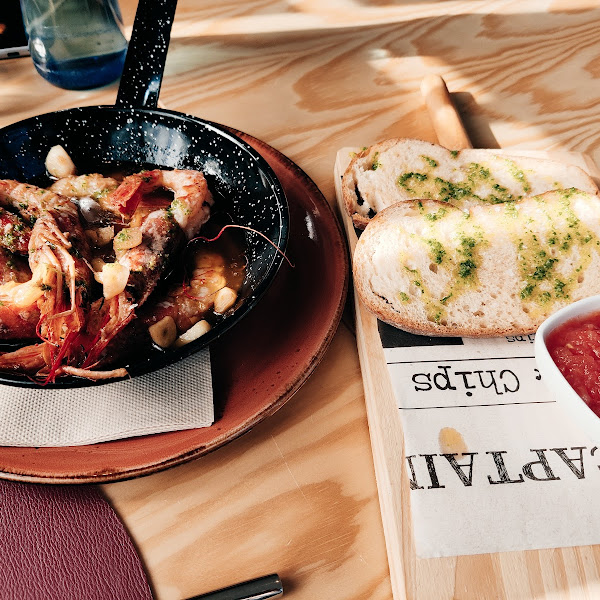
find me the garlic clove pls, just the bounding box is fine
[174,320,211,348]
[100,263,130,299]
[148,316,178,348]
[45,145,76,179]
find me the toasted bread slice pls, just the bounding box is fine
[353,190,600,336]
[343,139,599,228]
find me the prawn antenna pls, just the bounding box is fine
[189,224,294,268]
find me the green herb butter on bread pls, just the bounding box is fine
[342,139,598,228]
[353,190,600,336]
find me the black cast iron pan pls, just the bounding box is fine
[0,0,288,387]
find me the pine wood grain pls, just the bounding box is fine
[3,1,600,598]
[336,145,600,600]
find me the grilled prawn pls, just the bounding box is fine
[0,168,214,381]
[82,169,214,369]
[0,182,93,377]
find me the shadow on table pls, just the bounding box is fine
[165,6,600,161]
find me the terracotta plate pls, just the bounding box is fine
[0,132,349,483]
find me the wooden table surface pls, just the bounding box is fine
[3,1,600,598]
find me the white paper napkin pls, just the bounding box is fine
[0,349,213,447]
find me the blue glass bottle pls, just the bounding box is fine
[20,0,128,90]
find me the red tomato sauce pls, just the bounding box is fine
[546,311,600,416]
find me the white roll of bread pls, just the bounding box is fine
[346,139,600,336]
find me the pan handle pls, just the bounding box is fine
[115,0,179,109]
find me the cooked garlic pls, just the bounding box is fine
[86,226,114,247]
[148,316,177,348]
[113,227,142,251]
[45,145,76,178]
[213,286,237,313]
[96,226,115,246]
[0,265,49,308]
[13,280,45,308]
[0,280,43,308]
[174,320,211,348]
[100,263,130,299]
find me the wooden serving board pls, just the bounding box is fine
[334,148,600,600]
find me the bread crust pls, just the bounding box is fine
[342,138,599,228]
[342,138,406,228]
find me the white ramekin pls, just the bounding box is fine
[535,295,600,443]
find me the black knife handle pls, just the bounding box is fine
[186,573,283,600]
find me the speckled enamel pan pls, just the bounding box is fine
[0,0,288,388]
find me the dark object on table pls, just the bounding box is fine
[188,574,283,600]
[0,0,29,59]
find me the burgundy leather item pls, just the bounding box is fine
[0,481,152,600]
